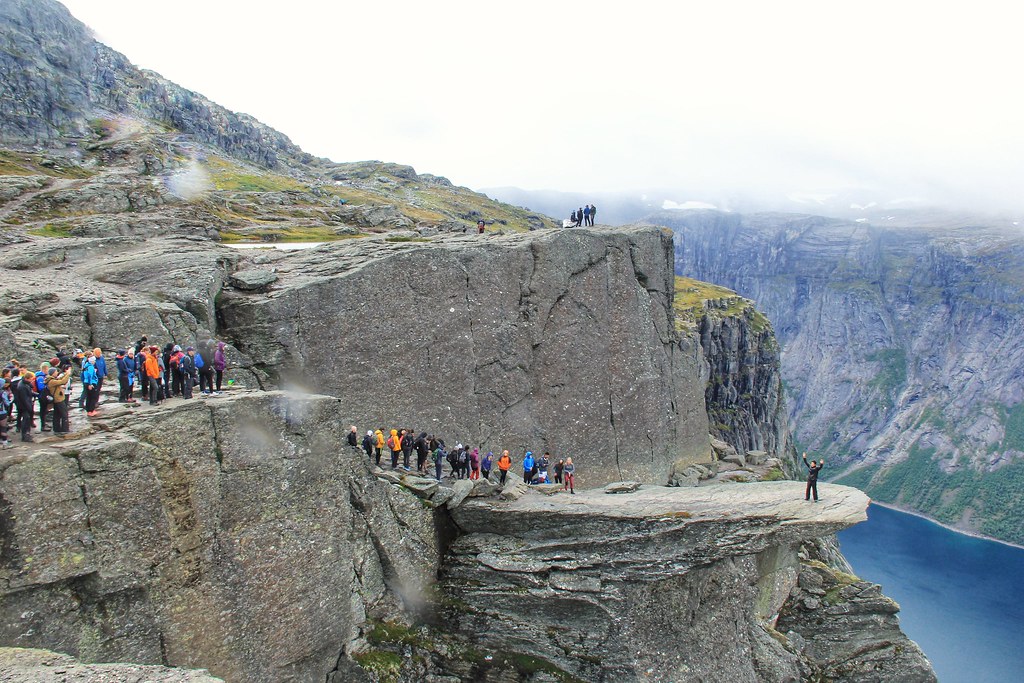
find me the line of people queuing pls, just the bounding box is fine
[347,426,577,494]
[568,204,597,227]
[0,337,229,446]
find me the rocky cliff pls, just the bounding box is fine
[0,391,933,682]
[660,209,1024,543]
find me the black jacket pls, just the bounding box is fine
[804,457,823,482]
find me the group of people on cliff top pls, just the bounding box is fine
[346,426,577,493]
[567,204,597,228]
[0,337,230,448]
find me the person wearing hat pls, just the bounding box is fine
[116,349,134,403]
[46,366,72,433]
[92,349,108,402]
[81,356,100,417]
[179,347,197,399]
[362,430,374,459]
[523,451,535,484]
[144,345,163,405]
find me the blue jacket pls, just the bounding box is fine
[117,356,136,376]
[94,355,108,377]
[81,363,99,386]
[523,454,534,472]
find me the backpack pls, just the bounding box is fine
[387,435,398,450]
[457,450,468,464]
[35,372,46,392]
[194,353,205,369]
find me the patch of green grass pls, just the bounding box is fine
[0,150,93,179]
[26,223,75,238]
[353,650,402,682]
[672,276,771,333]
[762,467,787,482]
[384,236,430,243]
[204,157,308,192]
[218,227,367,243]
[366,620,425,648]
[1002,402,1024,452]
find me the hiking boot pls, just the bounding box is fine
[21,434,33,442]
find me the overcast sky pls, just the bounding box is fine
[60,0,1024,209]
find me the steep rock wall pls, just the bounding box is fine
[219,226,712,484]
[0,392,438,682]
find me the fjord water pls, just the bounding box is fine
[838,503,1024,682]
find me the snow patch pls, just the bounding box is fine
[662,200,717,211]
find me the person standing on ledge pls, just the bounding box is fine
[477,219,485,234]
[589,203,597,226]
[803,452,824,502]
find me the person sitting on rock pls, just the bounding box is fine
[497,450,512,484]
[803,452,824,502]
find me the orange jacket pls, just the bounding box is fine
[387,429,400,450]
[375,430,385,449]
[143,353,161,379]
[497,454,512,471]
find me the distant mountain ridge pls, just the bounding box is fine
[663,208,1024,543]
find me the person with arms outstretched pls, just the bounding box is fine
[803,452,824,501]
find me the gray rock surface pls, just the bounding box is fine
[0,391,439,682]
[219,226,711,485]
[0,647,223,682]
[442,483,891,682]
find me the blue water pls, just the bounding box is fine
[838,503,1024,683]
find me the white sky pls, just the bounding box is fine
[59,0,1024,208]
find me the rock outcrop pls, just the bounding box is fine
[0,391,442,682]
[0,647,223,682]
[217,226,711,485]
[438,483,932,682]
[661,209,1024,544]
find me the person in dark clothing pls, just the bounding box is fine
[589,204,597,225]
[415,432,429,473]
[180,348,197,399]
[554,458,565,484]
[14,370,35,442]
[161,344,174,399]
[570,209,577,226]
[347,425,359,452]
[401,429,414,470]
[362,430,374,459]
[575,207,584,227]
[803,452,824,501]
[433,442,446,481]
[116,349,134,402]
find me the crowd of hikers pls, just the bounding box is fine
[347,426,577,493]
[0,337,229,447]
[568,204,597,227]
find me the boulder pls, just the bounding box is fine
[746,450,768,466]
[499,480,529,501]
[604,481,642,494]
[400,476,439,499]
[710,435,737,460]
[447,480,475,509]
[228,269,278,291]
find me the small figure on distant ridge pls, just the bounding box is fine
[803,452,824,502]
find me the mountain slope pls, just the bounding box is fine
[662,209,1024,543]
[0,0,555,239]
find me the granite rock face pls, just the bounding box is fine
[0,647,223,682]
[440,483,931,682]
[0,392,441,683]
[219,226,712,485]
